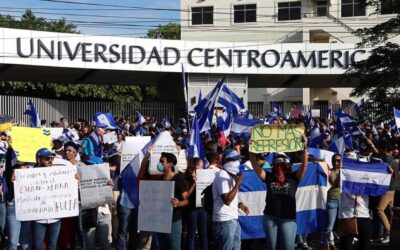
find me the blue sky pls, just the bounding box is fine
[0,0,180,37]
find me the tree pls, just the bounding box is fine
[346,3,400,121]
[146,22,181,40]
[0,10,144,104]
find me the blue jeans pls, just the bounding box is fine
[322,199,339,246]
[213,219,241,250]
[263,214,297,250]
[6,204,30,250]
[32,221,61,250]
[187,208,208,250]
[117,204,138,250]
[158,219,182,250]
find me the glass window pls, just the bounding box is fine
[191,6,214,25]
[381,0,400,14]
[234,4,257,23]
[341,0,366,17]
[278,2,301,21]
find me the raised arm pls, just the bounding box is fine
[250,152,266,181]
[296,135,308,181]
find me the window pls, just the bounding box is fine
[317,1,328,16]
[341,0,366,17]
[278,2,301,21]
[191,6,213,25]
[381,0,400,14]
[234,4,257,23]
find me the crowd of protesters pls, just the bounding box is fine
[0,109,399,250]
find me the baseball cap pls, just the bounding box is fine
[36,148,56,158]
[223,148,241,162]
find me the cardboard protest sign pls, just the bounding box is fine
[14,164,79,221]
[103,131,118,144]
[196,169,220,207]
[77,163,113,209]
[11,127,52,162]
[176,149,188,172]
[120,136,151,172]
[138,180,174,233]
[250,124,305,153]
[149,132,178,175]
[311,109,321,118]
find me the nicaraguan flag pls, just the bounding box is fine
[94,112,120,130]
[389,119,397,132]
[341,158,391,196]
[327,102,333,120]
[394,108,400,133]
[161,118,171,129]
[195,78,225,132]
[231,113,263,134]
[218,85,245,117]
[84,130,103,158]
[308,123,324,148]
[119,155,140,209]
[352,98,365,117]
[136,112,146,126]
[305,109,312,128]
[307,147,336,169]
[188,116,205,160]
[271,102,282,115]
[198,90,203,105]
[63,128,79,142]
[328,136,345,155]
[217,108,231,137]
[24,99,40,128]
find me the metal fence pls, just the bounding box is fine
[0,95,175,125]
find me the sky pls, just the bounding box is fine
[0,0,180,37]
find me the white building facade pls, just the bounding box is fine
[180,0,400,117]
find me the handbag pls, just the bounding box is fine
[82,207,98,229]
[337,217,358,237]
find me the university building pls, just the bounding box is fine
[180,0,400,116]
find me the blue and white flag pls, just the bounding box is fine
[327,102,333,120]
[341,158,391,196]
[194,78,225,132]
[231,113,263,134]
[307,147,336,169]
[217,109,231,137]
[136,112,146,126]
[389,119,397,132]
[83,130,103,158]
[328,135,352,155]
[394,108,400,133]
[198,90,203,105]
[63,128,79,142]
[24,99,40,128]
[94,112,120,130]
[218,85,245,117]
[271,102,282,115]
[336,112,357,134]
[305,109,312,128]
[188,116,205,160]
[119,155,140,209]
[308,123,324,148]
[161,118,171,129]
[353,98,365,117]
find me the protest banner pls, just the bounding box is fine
[11,127,52,162]
[14,164,79,221]
[176,149,188,172]
[77,163,113,209]
[138,180,174,233]
[149,132,178,175]
[120,136,151,172]
[196,169,220,207]
[311,109,321,118]
[250,124,305,153]
[103,131,118,144]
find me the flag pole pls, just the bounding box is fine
[182,64,190,131]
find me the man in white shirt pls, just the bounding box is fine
[212,149,243,250]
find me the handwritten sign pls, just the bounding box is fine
[14,165,79,221]
[250,124,305,153]
[103,131,118,144]
[77,163,113,209]
[150,132,178,175]
[196,169,220,207]
[311,109,321,118]
[121,136,151,172]
[138,180,174,233]
[12,127,52,163]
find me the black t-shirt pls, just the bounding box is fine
[171,172,187,222]
[264,172,298,219]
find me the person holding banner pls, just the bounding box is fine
[249,135,308,250]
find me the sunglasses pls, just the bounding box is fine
[43,157,54,161]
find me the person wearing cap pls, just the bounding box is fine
[138,148,188,250]
[212,148,244,250]
[250,135,308,250]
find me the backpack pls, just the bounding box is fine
[201,184,213,213]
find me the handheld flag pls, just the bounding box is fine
[94,112,120,130]
[394,108,400,133]
[24,100,40,128]
[218,85,245,117]
[188,116,205,161]
[353,98,365,117]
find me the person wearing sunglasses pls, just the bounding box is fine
[250,135,308,250]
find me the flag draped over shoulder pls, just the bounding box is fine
[341,158,391,196]
[238,162,328,238]
[119,155,140,208]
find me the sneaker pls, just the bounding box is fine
[380,236,390,244]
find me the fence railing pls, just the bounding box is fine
[0,95,175,126]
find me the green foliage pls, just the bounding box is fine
[146,23,181,40]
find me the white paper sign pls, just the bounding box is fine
[176,149,188,173]
[78,163,113,209]
[196,169,220,207]
[311,109,321,118]
[150,132,178,175]
[14,165,79,221]
[103,131,118,144]
[121,136,151,172]
[138,180,174,233]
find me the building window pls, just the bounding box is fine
[381,0,400,14]
[278,2,301,21]
[234,4,257,23]
[317,1,328,16]
[341,0,366,17]
[192,6,214,25]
